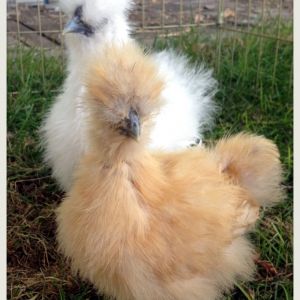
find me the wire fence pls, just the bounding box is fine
[7,0,293,95]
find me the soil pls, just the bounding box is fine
[7,0,293,48]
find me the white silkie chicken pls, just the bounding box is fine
[41,0,217,191]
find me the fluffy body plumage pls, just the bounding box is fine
[150,51,215,149]
[56,43,283,300]
[40,0,217,191]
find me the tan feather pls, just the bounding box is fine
[56,42,283,300]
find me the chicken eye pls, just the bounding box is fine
[74,5,83,19]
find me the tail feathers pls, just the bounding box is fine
[213,133,284,207]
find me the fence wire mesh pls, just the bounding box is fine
[7,0,293,95]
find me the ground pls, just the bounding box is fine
[7,0,293,48]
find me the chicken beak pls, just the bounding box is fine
[122,109,140,140]
[63,18,80,35]
[128,109,140,140]
[63,18,94,36]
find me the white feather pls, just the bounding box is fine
[150,50,216,150]
[41,0,217,190]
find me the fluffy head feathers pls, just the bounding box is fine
[84,42,165,148]
[59,0,131,53]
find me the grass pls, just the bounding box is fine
[7,23,293,299]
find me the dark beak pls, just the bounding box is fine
[63,17,94,37]
[120,109,141,140]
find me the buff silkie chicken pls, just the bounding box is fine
[41,0,217,191]
[56,42,283,300]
